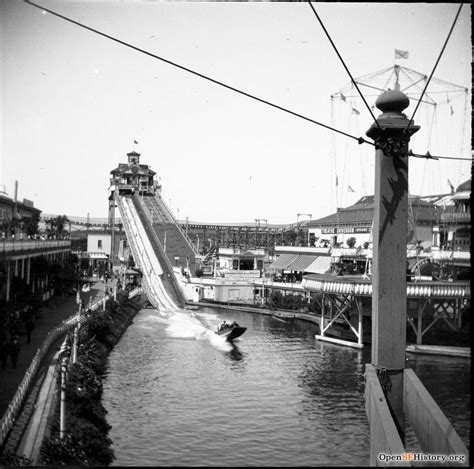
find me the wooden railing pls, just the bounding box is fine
[0,291,114,448]
[365,364,469,467]
[404,369,468,463]
[0,239,71,253]
[364,364,409,466]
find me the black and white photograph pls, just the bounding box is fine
[0,1,471,466]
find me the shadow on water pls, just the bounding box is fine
[226,343,244,362]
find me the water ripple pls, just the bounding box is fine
[103,307,469,466]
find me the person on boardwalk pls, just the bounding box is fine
[24,317,35,344]
[0,337,9,369]
[8,336,21,369]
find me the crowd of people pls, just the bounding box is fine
[1,232,71,241]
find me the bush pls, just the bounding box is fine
[40,296,142,466]
[346,237,357,248]
[41,433,88,466]
[79,337,110,375]
[267,290,307,311]
[0,450,32,466]
[67,417,114,466]
[84,312,117,349]
[195,268,204,278]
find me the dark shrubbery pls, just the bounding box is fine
[267,290,308,311]
[40,298,138,466]
[41,433,88,466]
[0,450,32,466]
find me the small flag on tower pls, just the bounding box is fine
[395,49,409,59]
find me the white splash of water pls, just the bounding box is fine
[141,307,232,351]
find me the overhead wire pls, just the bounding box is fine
[24,1,468,164]
[24,0,372,148]
[405,3,464,133]
[407,152,471,162]
[306,0,382,133]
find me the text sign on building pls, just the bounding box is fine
[321,226,371,234]
[22,198,34,207]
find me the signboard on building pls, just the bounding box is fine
[22,198,34,207]
[222,270,261,281]
[321,226,371,234]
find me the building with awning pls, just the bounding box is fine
[269,253,299,270]
[307,194,440,249]
[269,248,332,276]
[287,254,316,272]
[304,255,332,274]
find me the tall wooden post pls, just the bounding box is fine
[366,87,419,442]
[59,357,67,439]
[108,189,117,271]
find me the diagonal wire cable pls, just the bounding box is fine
[405,3,464,133]
[408,151,472,161]
[24,0,373,147]
[306,0,382,132]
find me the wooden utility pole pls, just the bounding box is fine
[366,86,419,442]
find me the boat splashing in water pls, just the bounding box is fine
[215,321,247,342]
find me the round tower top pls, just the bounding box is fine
[375,89,410,114]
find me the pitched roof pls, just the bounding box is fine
[308,195,437,227]
[110,164,156,176]
[456,179,471,192]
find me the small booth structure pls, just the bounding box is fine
[121,267,142,291]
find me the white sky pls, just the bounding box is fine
[0,1,471,224]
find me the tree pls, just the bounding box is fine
[45,215,69,236]
[346,237,357,248]
[23,213,40,236]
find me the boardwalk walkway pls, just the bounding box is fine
[0,279,113,451]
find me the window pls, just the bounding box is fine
[98,240,102,249]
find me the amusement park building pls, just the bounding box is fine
[0,192,41,238]
[432,178,471,252]
[307,194,439,250]
[307,179,471,252]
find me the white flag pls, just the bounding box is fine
[395,49,409,59]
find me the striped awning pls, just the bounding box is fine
[287,255,318,272]
[88,252,109,259]
[305,256,332,274]
[269,253,299,270]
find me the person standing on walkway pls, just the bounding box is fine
[24,317,35,344]
[8,336,21,369]
[0,336,9,369]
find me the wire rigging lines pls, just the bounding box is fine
[24,0,469,166]
[24,0,371,148]
[306,0,381,133]
[405,3,464,133]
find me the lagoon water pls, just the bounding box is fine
[103,306,470,466]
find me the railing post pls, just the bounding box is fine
[59,357,67,439]
[72,327,78,364]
